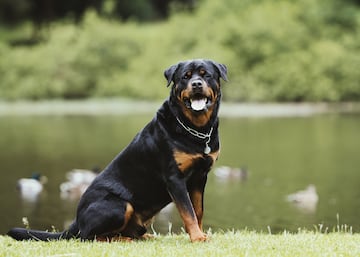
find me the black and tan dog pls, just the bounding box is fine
[7,59,227,242]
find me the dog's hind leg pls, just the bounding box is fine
[120,212,148,239]
[77,200,134,240]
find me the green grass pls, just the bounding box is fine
[1,231,360,257]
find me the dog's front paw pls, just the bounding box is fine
[190,232,208,242]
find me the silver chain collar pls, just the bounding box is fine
[176,117,213,154]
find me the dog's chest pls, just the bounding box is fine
[173,150,219,174]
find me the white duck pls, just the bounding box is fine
[60,168,99,200]
[286,184,319,213]
[17,173,47,201]
[214,166,248,181]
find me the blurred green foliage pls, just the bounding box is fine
[0,0,359,101]
[0,0,193,25]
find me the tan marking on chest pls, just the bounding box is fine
[208,150,220,163]
[173,150,203,173]
[173,150,220,173]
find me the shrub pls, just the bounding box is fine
[0,0,359,102]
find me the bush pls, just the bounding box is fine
[0,0,359,102]
[222,0,360,102]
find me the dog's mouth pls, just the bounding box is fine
[183,93,212,112]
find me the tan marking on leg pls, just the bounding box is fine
[190,190,204,230]
[140,233,155,240]
[120,203,134,231]
[176,205,207,242]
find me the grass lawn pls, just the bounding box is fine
[1,231,360,257]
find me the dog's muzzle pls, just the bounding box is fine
[182,78,213,112]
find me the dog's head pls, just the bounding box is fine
[165,59,227,127]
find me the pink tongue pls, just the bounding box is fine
[191,99,207,111]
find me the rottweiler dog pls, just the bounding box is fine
[7,59,227,242]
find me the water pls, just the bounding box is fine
[0,113,359,235]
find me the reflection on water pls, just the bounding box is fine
[0,113,360,235]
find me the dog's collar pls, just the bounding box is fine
[176,117,213,155]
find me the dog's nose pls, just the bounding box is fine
[191,79,203,89]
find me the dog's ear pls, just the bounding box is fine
[211,61,228,82]
[164,63,179,87]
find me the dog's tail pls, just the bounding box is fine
[7,223,79,241]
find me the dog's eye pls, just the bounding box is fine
[183,72,192,80]
[200,70,211,79]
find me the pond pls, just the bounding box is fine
[0,110,359,235]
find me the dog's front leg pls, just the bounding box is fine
[189,189,204,231]
[166,176,207,242]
